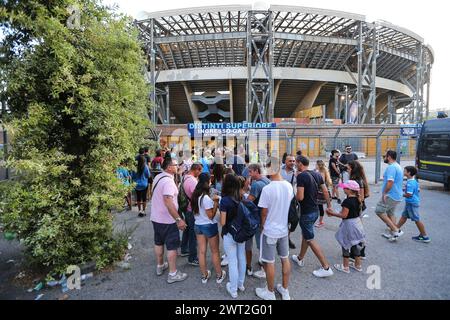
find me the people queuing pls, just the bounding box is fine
[115,145,430,299]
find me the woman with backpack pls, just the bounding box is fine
[151,150,164,171]
[220,174,246,298]
[191,173,226,285]
[133,155,151,217]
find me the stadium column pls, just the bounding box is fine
[425,64,431,120]
[357,22,378,124]
[387,95,395,124]
[182,82,199,122]
[229,79,234,123]
[291,82,327,117]
[149,18,157,124]
[416,44,425,122]
[246,9,274,123]
[334,86,340,120]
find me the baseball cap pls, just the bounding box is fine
[338,180,360,191]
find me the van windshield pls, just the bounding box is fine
[420,135,450,161]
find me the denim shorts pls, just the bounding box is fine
[299,211,319,241]
[331,176,340,186]
[245,227,262,251]
[402,203,420,222]
[194,223,219,238]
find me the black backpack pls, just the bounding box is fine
[288,173,300,232]
[177,175,192,216]
[229,199,260,243]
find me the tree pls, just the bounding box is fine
[0,0,151,273]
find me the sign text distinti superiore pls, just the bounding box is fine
[188,122,276,136]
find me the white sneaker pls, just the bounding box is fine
[291,255,305,267]
[276,284,291,300]
[156,262,168,276]
[394,229,404,238]
[216,270,226,284]
[221,254,227,259]
[226,282,238,299]
[221,257,229,266]
[382,232,393,239]
[313,267,334,278]
[253,269,266,279]
[389,229,404,242]
[238,285,245,292]
[246,267,253,276]
[255,287,276,300]
[167,270,188,284]
[201,270,211,284]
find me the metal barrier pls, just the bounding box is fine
[156,124,418,184]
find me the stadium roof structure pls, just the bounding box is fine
[135,4,433,125]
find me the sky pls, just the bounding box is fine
[101,0,447,111]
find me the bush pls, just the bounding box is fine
[0,0,151,274]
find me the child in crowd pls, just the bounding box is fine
[326,180,366,273]
[116,162,132,211]
[395,166,430,243]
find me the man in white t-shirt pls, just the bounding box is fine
[255,157,294,301]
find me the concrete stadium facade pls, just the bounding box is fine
[135,4,433,125]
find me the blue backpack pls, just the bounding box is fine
[229,200,260,243]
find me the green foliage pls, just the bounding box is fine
[0,0,151,273]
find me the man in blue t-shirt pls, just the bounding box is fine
[395,166,430,243]
[375,150,405,241]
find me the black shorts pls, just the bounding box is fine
[152,221,180,251]
[136,188,148,202]
[342,243,365,258]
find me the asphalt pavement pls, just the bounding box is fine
[1,174,449,300]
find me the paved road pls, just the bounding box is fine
[1,178,449,300]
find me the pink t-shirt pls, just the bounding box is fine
[183,174,198,212]
[150,172,179,224]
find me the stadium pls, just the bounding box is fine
[135,3,434,127]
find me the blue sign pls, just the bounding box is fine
[187,122,277,137]
[400,124,422,137]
